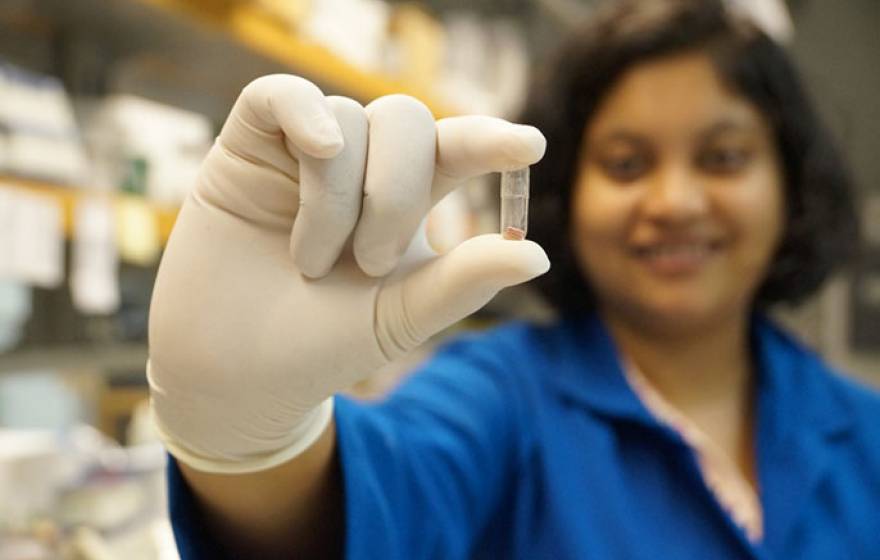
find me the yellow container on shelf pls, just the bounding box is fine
[250,0,312,30]
[388,3,446,90]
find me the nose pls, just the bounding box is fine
[641,162,708,226]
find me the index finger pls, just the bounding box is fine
[220,74,346,166]
[432,115,546,205]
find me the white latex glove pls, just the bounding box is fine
[147,75,549,474]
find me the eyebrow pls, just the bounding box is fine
[589,131,651,148]
[697,118,762,141]
[588,116,764,149]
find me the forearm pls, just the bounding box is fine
[178,420,344,558]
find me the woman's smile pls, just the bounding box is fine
[630,237,726,277]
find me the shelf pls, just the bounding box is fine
[0,342,148,375]
[0,177,179,244]
[136,0,459,118]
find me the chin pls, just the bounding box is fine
[623,294,735,334]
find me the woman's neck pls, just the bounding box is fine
[603,308,753,412]
[603,307,758,486]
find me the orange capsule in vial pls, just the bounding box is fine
[501,167,529,241]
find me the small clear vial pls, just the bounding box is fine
[501,167,529,240]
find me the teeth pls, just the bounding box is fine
[644,244,710,258]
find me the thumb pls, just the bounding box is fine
[376,234,550,359]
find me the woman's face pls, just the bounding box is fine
[572,51,784,333]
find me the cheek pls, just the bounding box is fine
[729,166,785,258]
[571,175,633,245]
[750,161,785,238]
[570,175,638,287]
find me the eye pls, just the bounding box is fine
[696,146,752,174]
[599,152,652,183]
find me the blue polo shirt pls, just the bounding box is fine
[168,314,880,559]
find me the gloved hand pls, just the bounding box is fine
[147,75,549,474]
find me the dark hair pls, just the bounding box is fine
[521,0,860,314]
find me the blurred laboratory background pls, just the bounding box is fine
[0,0,877,557]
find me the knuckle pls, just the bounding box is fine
[241,74,283,99]
[368,94,434,123]
[241,74,321,107]
[327,97,369,131]
[326,95,366,116]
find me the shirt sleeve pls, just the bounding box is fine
[166,455,230,559]
[164,328,532,560]
[335,331,531,560]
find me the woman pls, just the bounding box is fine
[150,0,879,558]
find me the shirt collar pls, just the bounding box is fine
[550,313,652,424]
[751,315,854,444]
[550,312,855,440]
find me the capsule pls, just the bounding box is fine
[501,167,529,241]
